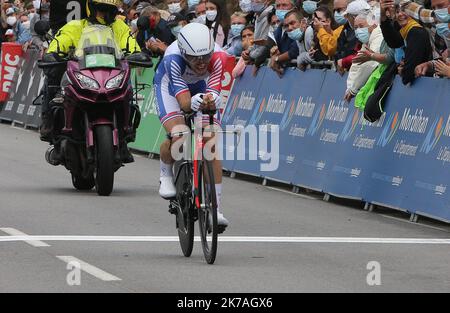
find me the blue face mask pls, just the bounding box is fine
[334,11,347,25]
[276,9,289,22]
[251,2,266,13]
[188,0,200,7]
[123,0,132,5]
[434,8,450,23]
[394,48,405,64]
[436,23,450,39]
[171,25,183,38]
[287,28,304,41]
[303,1,318,15]
[355,27,370,44]
[231,24,246,37]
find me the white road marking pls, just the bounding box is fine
[56,256,121,282]
[0,235,450,245]
[0,228,50,247]
[265,186,319,200]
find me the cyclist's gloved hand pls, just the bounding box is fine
[191,93,205,112]
[209,93,222,110]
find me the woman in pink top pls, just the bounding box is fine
[233,25,255,78]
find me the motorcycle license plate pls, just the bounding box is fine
[85,54,116,68]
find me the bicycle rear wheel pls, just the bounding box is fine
[175,162,195,257]
[197,160,218,264]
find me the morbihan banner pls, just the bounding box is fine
[222,66,450,222]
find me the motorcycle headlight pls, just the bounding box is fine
[105,72,125,90]
[75,72,100,90]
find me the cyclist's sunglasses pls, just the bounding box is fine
[184,52,214,65]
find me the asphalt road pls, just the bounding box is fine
[1,123,450,293]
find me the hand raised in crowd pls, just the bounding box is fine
[434,60,450,78]
[398,60,405,76]
[336,59,346,76]
[241,50,251,63]
[146,39,167,54]
[352,46,374,65]
[380,0,396,20]
[308,47,318,58]
[344,91,354,102]
[414,62,431,78]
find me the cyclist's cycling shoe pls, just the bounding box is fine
[217,213,229,234]
[208,212,229,234]
[159,176,176,199]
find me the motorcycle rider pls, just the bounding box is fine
[40,0,141,163]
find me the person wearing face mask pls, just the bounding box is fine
[224,11,247,56]
[380,0,432,85]
[194,2,207,24]
[5,7,31,44]
[165,12,188,39]
[314,0,348,58]
[344,13,384,101]
[284,10,315,69]
[204,0,226,47]
[410,0,450,78]
[165,0,188,16]
[30,2,50,49]
[302,0,318,18]
[268,0,300,74]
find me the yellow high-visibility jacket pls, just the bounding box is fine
[48,18,140,55]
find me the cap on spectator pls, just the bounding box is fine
[5,29,14,37]
[136,2,151,14]
[6,8,15,16]
[342,0,371,16]
[166,13,187,27]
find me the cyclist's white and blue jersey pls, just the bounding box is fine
[154,42,228,125]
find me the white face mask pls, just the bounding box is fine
[206,10,218,22]
[239,0,252,13]
[168,3,182,14]
[196,14,207,24]
[131,18,138,29]
[7,16,17,26]
[22,21,30,30]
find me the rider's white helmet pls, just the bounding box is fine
[177,23,214,61]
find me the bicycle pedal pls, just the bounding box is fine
[217,225,227,234]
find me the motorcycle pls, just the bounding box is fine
[34,22,153,196]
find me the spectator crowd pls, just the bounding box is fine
[0,0,449,112]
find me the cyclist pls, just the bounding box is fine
[154,23,229,230]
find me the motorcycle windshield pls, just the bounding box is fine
[75,25,123,69]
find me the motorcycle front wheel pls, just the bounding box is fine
[94,125,115,196]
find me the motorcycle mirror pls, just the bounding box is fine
[34,20,51,36]
[137,16,150,31]
[126,53,153,68]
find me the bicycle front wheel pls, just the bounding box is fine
[197,160,218,265]
[175,162,195,257]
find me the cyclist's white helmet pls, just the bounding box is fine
[178,23,214,60]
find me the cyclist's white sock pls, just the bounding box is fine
[215,184,222,212]
[160,159,173,178]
